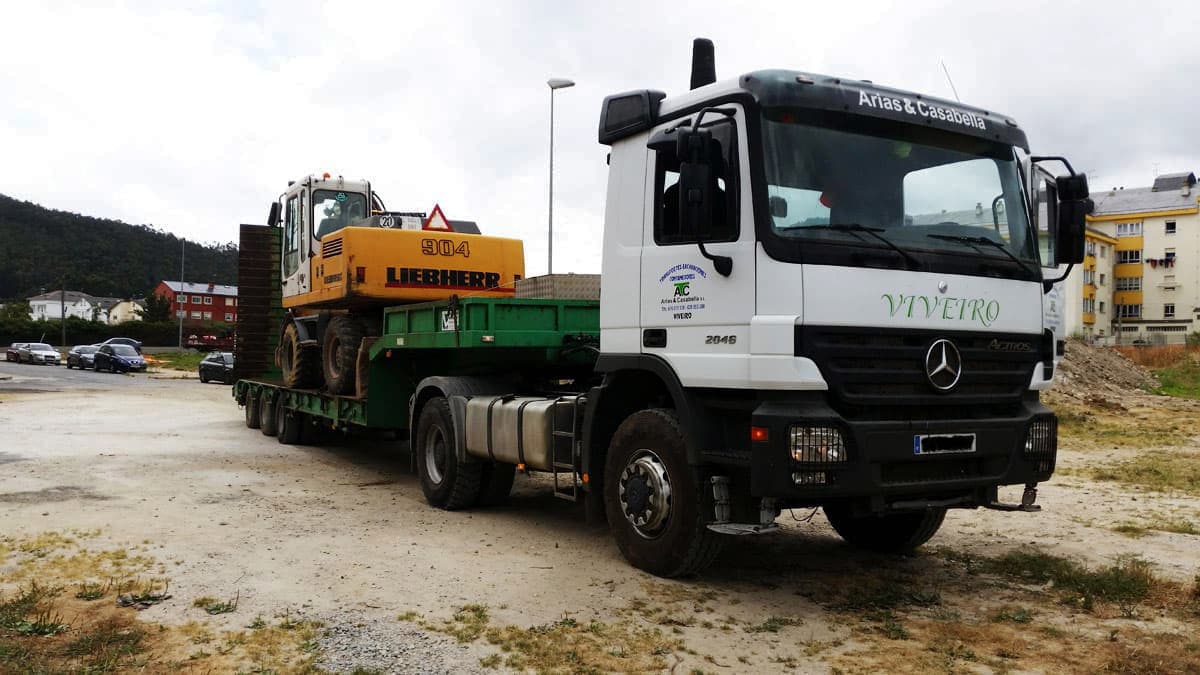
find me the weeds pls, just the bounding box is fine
[193,590,239,615]
[989,606,1034,624]
[744,615,801,633]
[74,580,110,601]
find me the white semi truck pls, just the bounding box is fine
[235,39,1090,577]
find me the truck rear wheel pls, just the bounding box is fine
[259,393,278,436]
[604,409,724,577]
[823,505,946,553]
[322,315,366,395]
[415,396,482,510]
[245,393,261,429]
[280,323,321,389]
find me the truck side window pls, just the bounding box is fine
[284,196,299,277]
[654,120,739,245]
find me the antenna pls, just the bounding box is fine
[940,59,961,102]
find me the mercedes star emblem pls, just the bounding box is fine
[925,339,962,392]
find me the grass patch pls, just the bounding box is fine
[1089,450,1200,495]
[147,350,205,371]
[429,605,681,673]
[954,549,1160,618]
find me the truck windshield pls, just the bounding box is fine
[761,110,1038,275]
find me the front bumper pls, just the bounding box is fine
[749,396,1056,507]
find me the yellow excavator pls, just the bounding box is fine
[265,173,525,394]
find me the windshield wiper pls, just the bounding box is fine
[801,224,921,270]
[926,234,1039,279]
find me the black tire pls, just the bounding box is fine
[321,315,366,395]
[276,395,301,444]
[476,462,517,506]
[259,393,278,437]
[199,370,208,383]
[280,322,322,389]
[415,396,482,510]
[245,394,261,429]
[603,409,724,577]
[823,505,947,553]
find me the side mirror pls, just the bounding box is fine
[267,202,281,228]
[677,128,716,238]
[769,195,788,219]
[1053,173,1090,265]
[676,127,733,276]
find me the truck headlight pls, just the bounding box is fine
[1024,416,1056,477]
[790,425,846,486]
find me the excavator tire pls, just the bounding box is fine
[322,315,366,395]
[280,322,322,389]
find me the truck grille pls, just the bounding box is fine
[322,238,344,258]
[797,327,1039,407]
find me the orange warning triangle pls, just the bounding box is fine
[422,204,453,231]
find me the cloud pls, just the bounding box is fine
[1,0,1194,278]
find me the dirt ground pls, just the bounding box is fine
[1,362,1199,674]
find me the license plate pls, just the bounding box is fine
[913,433,976,455]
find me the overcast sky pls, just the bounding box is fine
[2,1,1195,275]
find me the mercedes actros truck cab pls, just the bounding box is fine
[582,39,1088,573]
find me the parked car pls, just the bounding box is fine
[19,343,61,365]
[99,337,143,354]
[66,344,100,369]
[6,343,28,362]
[198,352,235,384]
[93,344,146,373]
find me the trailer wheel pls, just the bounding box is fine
[476,462,517,506]
[280,323,321,389]
[259,393,278,437]
[322,315,366,395]
[245,393,261,429]
[823,505,946,553]
[415,396,482,510]
[276,395,301,444]
[604,409,724,577]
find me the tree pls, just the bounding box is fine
[138,293,174,323]
[0,299,31,320]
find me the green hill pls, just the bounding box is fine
[0,193,237,300]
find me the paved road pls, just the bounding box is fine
[0,359,213,393]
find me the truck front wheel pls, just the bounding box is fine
[823,505,946,553]
[415,396,482,510]
[603,409,724,577]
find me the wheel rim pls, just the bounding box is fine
[423,423,448,485]
[327,335,342,378]
[618,449,673,538]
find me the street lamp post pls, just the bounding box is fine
[546,77,575,275]
[178,238,186,349]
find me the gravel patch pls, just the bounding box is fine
[316,611,485,675]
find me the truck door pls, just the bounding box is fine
[639,106,757,388]
[281,188,310,300]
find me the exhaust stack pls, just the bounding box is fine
[690,38,716,90]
